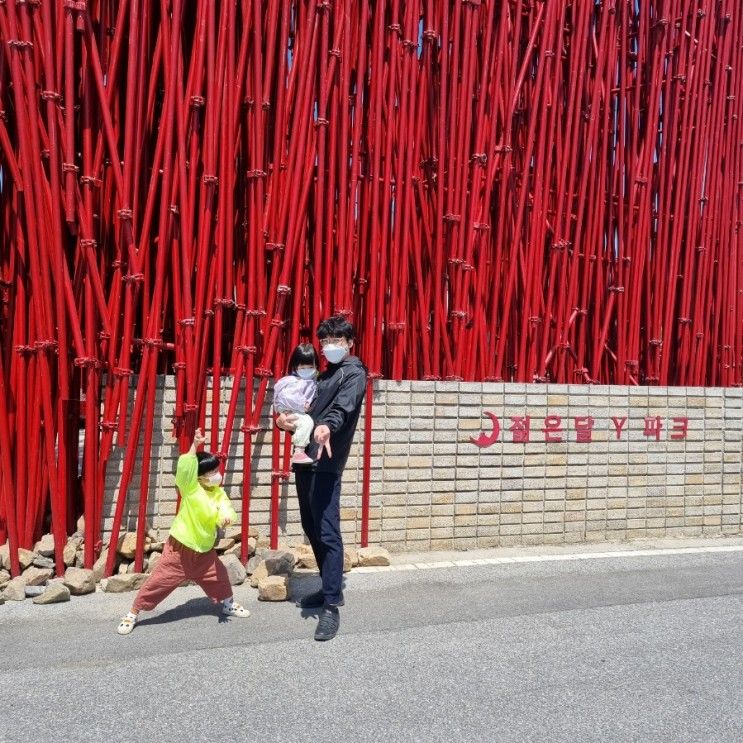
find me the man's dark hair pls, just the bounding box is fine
[288,343,319,374]
[196,451,220,475]
[317,315,355,341]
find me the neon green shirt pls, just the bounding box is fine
[170,452,238,553]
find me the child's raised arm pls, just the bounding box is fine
[189,427,207,454]
[176,428,206,495]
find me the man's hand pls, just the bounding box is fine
[314,424,332,459]
[276,412,298,432]
[220,517,232,528]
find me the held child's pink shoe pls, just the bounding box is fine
[292,450,314,465]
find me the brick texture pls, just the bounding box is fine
[102,378,743,551]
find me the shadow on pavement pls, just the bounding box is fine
[135,597,226,628]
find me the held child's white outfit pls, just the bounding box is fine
[273,373,317,459]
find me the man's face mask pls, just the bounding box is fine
[201,472,222,487]
[322,341,349,364]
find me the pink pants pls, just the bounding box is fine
[133,536,232,612]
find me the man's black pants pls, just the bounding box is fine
[294,468,344,606]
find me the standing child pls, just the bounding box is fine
[273,343,324,465]
[117,428,250,635]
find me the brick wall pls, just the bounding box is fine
[103,378,743,551]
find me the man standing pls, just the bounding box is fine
[276,315,367,641]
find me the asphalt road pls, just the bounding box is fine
[2,546,743,743]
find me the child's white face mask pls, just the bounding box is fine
[201,472,222,487]
[296,368,316,380]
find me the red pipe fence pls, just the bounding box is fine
[0,0,741,576]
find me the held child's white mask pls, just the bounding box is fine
[322,344,348,364]
[296,368,316,380]
[201,472,222,487]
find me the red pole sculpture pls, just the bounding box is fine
[0,1,740,575]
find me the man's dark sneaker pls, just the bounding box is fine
[299,590,344,609]
[314,607,340,641]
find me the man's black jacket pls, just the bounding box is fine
[305,355,368,474]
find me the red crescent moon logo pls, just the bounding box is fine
[470,411,500,448]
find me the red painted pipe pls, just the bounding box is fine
[0,1,741,576]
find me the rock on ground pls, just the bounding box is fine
[127,559,148,574]
[18,548,36,571]
[22,566,53,586]
[292,544,318,570]
[0,544,32,571]
[63,537,83,567]
[224,543,243,558]
[263,550,295,576]
[219,554,247,586]
[101,573,148,593]
[257,575,288,601]
[117,532,138,559]
[357,546,392,567]
[93,549,111,583]
[33,534,55,557]
[215,538,236,553]
[343,549,356,573]
[63,567,96,596]
[224,526,243,542]
[2,576,27,601]
[246,554,265,575]
[33,582,71,604]
[249,561,269,588]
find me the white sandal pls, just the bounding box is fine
[117,612,138,635]
[222,601,250,618]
